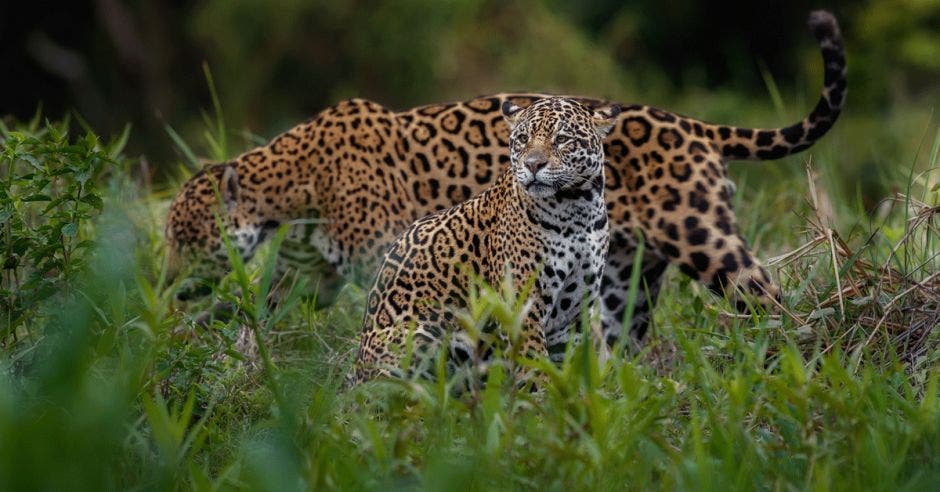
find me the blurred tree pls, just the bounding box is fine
[851,0,940,104]
[0,0,936,174]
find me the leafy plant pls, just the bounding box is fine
[0,115,129,345]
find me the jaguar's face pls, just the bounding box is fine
[165,163,273,301]
[502,98,620,198]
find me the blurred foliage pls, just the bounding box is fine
[2,0,937,173]
[852,0,940,101]
[0,116,130,339]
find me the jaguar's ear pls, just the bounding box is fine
[501,100,525,129]
[214,164,239,212]
[592,104,622,137]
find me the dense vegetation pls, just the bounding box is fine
[1,1,939,489]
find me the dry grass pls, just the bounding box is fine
[764,162,939,370]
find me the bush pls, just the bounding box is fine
[0,116,129,344]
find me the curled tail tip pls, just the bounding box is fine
[808,10,842,42]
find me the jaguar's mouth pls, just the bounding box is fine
[526,180,557,197]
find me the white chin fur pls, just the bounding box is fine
[525,182,556,198]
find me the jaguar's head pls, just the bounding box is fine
[502,97,619,198]
[165,163,279,300]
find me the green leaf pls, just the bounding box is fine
[20,153,43,171]
[23,194,52,202]
[80,193,103,209]
[108,124,132,159]
[61,223,78,237]
[164,124,200,170]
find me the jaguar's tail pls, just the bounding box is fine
[704,10,846,161]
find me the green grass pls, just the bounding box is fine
[1,99,938,490]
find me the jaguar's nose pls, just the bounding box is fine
[525,153,548,174]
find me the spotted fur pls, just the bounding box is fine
[165,11,846,344]
[351,98,617,383]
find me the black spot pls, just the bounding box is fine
[755,146,789,160]
[746,278,763,294]
[710,269,730,293]
[806,119,831,141]
[468,120,491,146]
[679,263,698,279]
[716,209,733,235]
[781,124,805,144]
[474,167,493,185]
[687,141,708,155]
[688,190,709,213]
[452,345,473,364]
[687,227,709,246]
[648,108,676,122]
[466,97,500,114]
[662,185,681,211]
[738,246,754,268]
[440,109,467,134]
[691,252,710,272]
[723,144,751,158]
[604,293,621,311]
[665,222,679,240]
[633,175,645,190]
[756,131,776,147]
[721,252,738,272]
[622,117,652,145]
[669,161,692,181]
[412,183,429,206]
[828,80,845,108]
[661,242,680,258]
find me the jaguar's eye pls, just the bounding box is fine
[516,133,529,145]
[555,135,570,145]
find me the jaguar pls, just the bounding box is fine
[165,10,845,344]
[352,97,617,383]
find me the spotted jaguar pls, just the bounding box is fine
[351,97,617,383]
[165,10,846,344]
